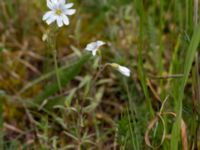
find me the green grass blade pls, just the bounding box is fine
[180,24,200,100]
[134,0,154,118]
[171,23,200,150]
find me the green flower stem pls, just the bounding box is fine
[47,26,62,93]
[53,49,62,93]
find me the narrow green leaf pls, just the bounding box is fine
[34,53,91,108]
[171,23,200,150]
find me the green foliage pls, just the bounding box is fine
[34,53,91,108]
[117,114,133,149]
[1,0,200,149]
[171,23,200,150]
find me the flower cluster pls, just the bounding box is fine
[42,0,131,77]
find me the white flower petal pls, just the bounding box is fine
[85,40,105,56]
[51,0,60,10]
[85,42,97,51]
[59,0,66,5]
[46,15,57,25]
[42,11,54,21]
[92,49,97,56]
[54,0,59,4]
[96,40,105,47]
[118,66,131,77]
[56,16,63,27]
[46,0,58,10]
[63,3,74,9]
[61,14,69,25]
[47,0,54,9]
[63,9,76,15]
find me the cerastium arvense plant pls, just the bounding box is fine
[43,0,76,93]
[42,0,131,92]
[41,0,131,148]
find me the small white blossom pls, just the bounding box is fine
[118,65,131,77]
[85,41,105,56]
[110,63,131,77]
[43,0,76,27]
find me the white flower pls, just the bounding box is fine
[85,41,105,56]
[110,63,131,77]
[43,0,76,27]
[118,65,131,77]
